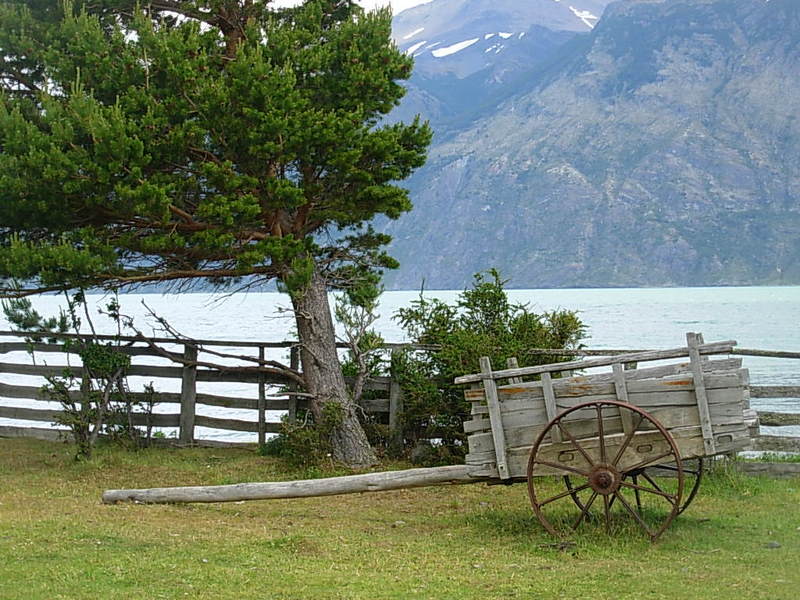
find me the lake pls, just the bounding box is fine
[1,286,798,441]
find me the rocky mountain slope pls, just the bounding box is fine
[388,0,611,127]
[382,0,800,289]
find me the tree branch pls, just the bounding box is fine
[119,302,305,385]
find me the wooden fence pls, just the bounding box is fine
[0,330,404,447]
[0,331,798,453]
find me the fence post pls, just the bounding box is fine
[388,349,404,441]
[258,345,266,447]
[288,345,299,424]
[179,343,198,444]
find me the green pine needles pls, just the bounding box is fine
[0,0,431,296]
[0,0,432,467]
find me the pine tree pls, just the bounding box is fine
[0,0,431,467]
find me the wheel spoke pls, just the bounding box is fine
[619,480,677,504]
[596,404,607,464]
[655,463,699,476]
[611,413,643,467]
[572,491,598,530]
[632,474,643,515]
[557,420,595,466]
[614,490,656,539]
[539,483,592,507]
[528,400,685,542]
[536,460,590,477]
[641,471,667,496]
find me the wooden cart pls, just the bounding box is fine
[103,332,754,541]
[454,332,753,540]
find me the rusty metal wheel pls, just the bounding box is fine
[527,400,684,542]
[563,458,702,516]
[648,458,703,516]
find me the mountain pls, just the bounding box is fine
[381,0,800,289]
[388,0,612,128]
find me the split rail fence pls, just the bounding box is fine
[0,331,404,447]
[0,331,798,453]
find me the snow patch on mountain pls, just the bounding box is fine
[569,6,598,28]
[403,27,425,39]
[406,40,427,54]
[431,38,480,57]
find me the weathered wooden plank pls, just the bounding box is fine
[0,363,86,378]
[540,373,561,443]
[455,340,736,384]
[751,386,800,398]
[194,415,276,433]
[348,376,392,392]
[102,465,481,504]
[464,362,744,404]
[463,416,492,434]
[613,363,635,436]
[732,348,800,360]
[388,378,403,431]
[0,425,68,441]
[0,405,181,427]
[506,357,523,384]
[471,384,747,421]
[0,329,294,349]
[467,423,750,479]
[757,411,800,426]
[734,462,800,478]
[751,435,800,453]
[480,357,510,480]
[0,362,289,384]
[179,345,198,444]
[467,400,746,456]
[0,381,305,412]
[0,405,63,422]
[506,369,746,398]
[687,333,716,455]
[0,342,167,357]
[287,346,299,424]
[258,346,266,446]
[0,382,78,402]
[0,425,259,447]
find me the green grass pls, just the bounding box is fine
[1,438,798,599]
[746,452,800,463]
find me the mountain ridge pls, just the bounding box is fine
[379,0,800,290]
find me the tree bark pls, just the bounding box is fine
[102,465,476,504]
[290,267,378,468]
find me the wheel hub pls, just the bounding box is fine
[588,464,621,495]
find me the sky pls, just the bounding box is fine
[272,0,433,16]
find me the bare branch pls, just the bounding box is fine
[119,301,305,385]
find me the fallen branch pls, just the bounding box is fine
[102,465,479,504]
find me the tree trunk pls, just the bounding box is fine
[290,267,378,468]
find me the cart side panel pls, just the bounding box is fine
[464,365,751,479]
[467,422,751,480]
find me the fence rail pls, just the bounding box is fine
[0,331,798,451]
[0,330,402,446]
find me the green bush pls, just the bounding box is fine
[261,404,344,469]
[392,270,586,465]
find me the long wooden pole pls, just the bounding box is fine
[102,465,478,504]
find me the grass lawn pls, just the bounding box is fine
[0,438,798,599]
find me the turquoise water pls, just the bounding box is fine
[2,286,798,440]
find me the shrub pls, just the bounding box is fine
[392,270,586,465]
[1,292,160,459]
